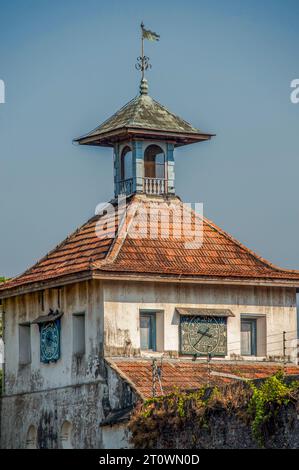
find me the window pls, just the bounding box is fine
[241,319,257,356]
[73,313,85,356]
[140,312,156,351]
[19,323,31,365]
[26,425,37,449]
[61,421,73,449]
[120,146,133,180]
[144,145,165,179]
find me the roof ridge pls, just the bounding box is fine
[151,97,200,132]
[75,93,212,145]
[75,96,138,141]
[202,214,299,275]
[3,196,299,296]
[95,197,299,281]
[93,195,141,268]
[10,215,98,284]
[8,199,120,286]
[126,94,146,127]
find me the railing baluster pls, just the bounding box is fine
[118,178,134,196]
[143,178,167,195]
[119,178,168,195]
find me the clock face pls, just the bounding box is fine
[180,316,227,356]
[40,321,60,363]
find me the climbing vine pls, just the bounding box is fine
[247,370,299,446]
[129,387,209,448]
[129,371,299,449]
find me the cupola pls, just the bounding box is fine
[74,24,214,197]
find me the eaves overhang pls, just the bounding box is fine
[74,127,215,148]
[1,269,299,300]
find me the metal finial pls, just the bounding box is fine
[140,77,148,95]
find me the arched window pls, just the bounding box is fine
[120,146,133,180]
[61,421,73,449]
[26,425,37,449]
[144,145,165,179]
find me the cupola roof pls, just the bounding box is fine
[74,92,214,147]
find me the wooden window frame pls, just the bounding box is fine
[139,311,157,351]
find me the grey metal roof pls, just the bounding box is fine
[74,94,213,146]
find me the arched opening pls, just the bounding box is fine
[61,421,73,449]
[144,145,166,194]
[144,145,165,179]
[120,146,133,181]
[26,425,37,449]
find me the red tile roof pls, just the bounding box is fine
[108,358,299,399]
[0,198,128,293]
[1,194,299,295]
[97,196,299,281]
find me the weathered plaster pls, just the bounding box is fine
[102,280,297,361]
[3,280,105,395]
[101,423,131,449]
[0,277,297,448]
[1,362,135,449]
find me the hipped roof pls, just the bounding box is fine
[1,194,299,298]
[74,94,213,147]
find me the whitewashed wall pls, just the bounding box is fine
[3,280,104,395]
[102,280,297,361]
[2,279,298,396]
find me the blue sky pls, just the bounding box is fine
[0,0,299,277]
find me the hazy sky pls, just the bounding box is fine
[0,0,299,277]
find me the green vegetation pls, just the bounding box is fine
[129,371,299,449]
[140,387,207,420]
[129,385,231,448]
[248,370,299,446]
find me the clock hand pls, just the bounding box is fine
[198,328,213,339]
[197,327,208,335]
[203,332,213,338]
[193,329,209,347]
[192,328,213,348]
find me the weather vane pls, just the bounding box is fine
[135,22,160,82]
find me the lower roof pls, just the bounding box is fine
[107,358,299,400]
